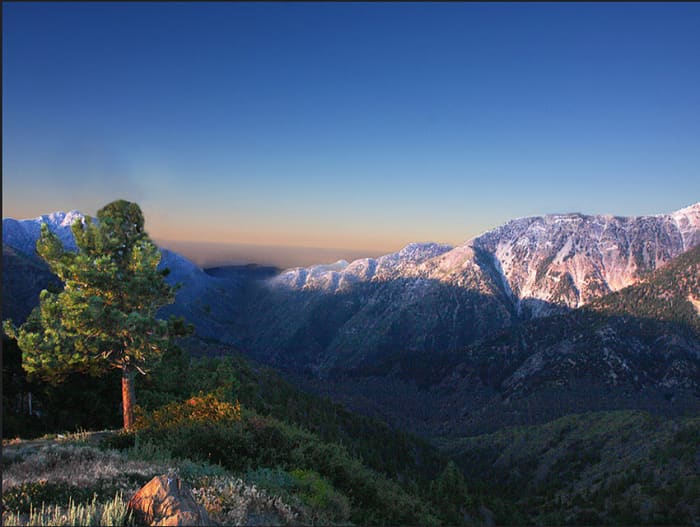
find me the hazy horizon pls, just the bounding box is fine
[5,199,699,271]
[155,238,388,270]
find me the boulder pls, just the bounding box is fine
[128,475,210,526]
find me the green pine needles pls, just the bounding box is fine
[4,200,191,430]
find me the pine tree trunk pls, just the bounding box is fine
[122,366,136,431]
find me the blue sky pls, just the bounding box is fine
[3,2,700,265]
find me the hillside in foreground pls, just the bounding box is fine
[3,335,477,526]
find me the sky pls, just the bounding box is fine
[3,2,700,267]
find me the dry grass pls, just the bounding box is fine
[2,492,132,527]
[3,443,166,492]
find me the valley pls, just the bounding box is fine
[3,201,700,525]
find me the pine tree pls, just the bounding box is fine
[3,199,190,430]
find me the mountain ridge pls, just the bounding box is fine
[309,243,700,437]
[237,202,700,373]
[4,202,700,376]
[265,202,700,308]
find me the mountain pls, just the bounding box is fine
[2,245,62,324]
[235,202,700,375]
[305,243,700,437]
[1,212,243,340]
[2,211,83,254]
[5,203,699,377]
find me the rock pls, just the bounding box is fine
[128,475,210,526]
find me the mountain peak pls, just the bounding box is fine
[671,201,700,216]
[31,210,86,227]
[670,201,700,250]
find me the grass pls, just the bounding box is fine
[2,492,133,527]
[1,434,312,526]
[2,443,166,491]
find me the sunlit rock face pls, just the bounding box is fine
[470,202,700,315]
[268,203,700,310]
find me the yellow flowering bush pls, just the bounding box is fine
[134,393,241,431]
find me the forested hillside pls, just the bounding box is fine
[438,411,700,525]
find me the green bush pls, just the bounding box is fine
[244,467,351,524]
[290,469,351,524]
[176,459,229,482]
[245,467,297,495]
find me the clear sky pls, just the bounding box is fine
[3,2,700,266]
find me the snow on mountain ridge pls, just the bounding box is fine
[269,242,453,292]
[467,203,700,311]
[266,203,700,314]
[2,211,87,254]
[5,202,699,312]
[2,211,206,275]
[671,202,700,250]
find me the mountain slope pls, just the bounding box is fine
[438,410,700,525]
[303,243,700,436]
[235,203,700,375]
[1,213,243,340]
[2,245,62,324]
[4,202,700,378]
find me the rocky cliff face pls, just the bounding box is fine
[269,203,700,305]
[470,203,699,315]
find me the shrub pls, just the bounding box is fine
[134,392,241,431]
[134,404,438,525]
[175,459,228,481]
[190,475,297,526]
[246,467,297,495]
[290,469,351,524]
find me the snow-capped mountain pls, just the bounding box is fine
[270,202,700,312]
[2,211,84,254]
[671,201,700,250]
[314,244,700,437]
[469,203,700,315]
[4,202,699,375]
[238,202,700,373]
[271,242,453,292]
[2,212,243,340]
